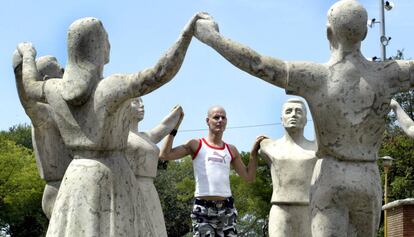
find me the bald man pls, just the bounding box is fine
[160,105,266,237]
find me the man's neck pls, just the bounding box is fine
[206,132,224,147]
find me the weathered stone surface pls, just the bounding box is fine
[125,98,182,237]
[16,13,202,236]
[13,54,71,219]
[259,99,316,237]
[194,0,413,236]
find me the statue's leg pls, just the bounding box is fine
[348,163,382,237]
[310,159,348,237]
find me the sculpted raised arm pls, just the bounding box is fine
[13,50,34,111]
[100,13,206,113]
[390,99,414,138]
[194,14,288,88]
[146,105,184,143]
[16,42,46,102]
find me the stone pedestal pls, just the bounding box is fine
[382,198,414,237]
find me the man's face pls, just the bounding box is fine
[281,102,306,129]
[207,107,227,133]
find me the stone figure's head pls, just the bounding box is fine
[326,0,367,49]
[281,98,307,129]
[129,97,145,123]
[67,17,110,66]
[62,17,110,105]
[36,55,64,80]
[206,106,227,134]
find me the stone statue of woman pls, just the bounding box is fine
[13,54,71,219]
[16,13,204,237]
[125,97,183,237]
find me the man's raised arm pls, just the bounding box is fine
[194,14,288,89]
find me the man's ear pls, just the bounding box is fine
[206,117,209,124]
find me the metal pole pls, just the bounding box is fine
[384,166,389,237]
[379,0,387,60]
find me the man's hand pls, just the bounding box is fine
[17,42,37,58]
[251,135,268,156]
[194,13,220,44]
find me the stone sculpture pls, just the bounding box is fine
[259,99,316,237]
[125,97,183,237]
[193,0,413,235]
[13,54,71,219]
[390,99,414,138]
[16,14,204,236]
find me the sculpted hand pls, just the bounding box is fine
[182,12,211,37]
[17,42,37,58]
[171,105,184,129]
[194,13,220,43]
[390,99,398,110]
[12,50,23,70]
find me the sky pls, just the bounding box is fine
[1,0,414,152]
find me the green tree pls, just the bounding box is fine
[231,152,272,237]
[0,134,47,237]
[0,124,32,150]
[155,157,194,236]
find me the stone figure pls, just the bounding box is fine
[16,14,204,237]
[193,1,414,236]
[390,99,414,138]
[125,97,183,237]
[259,98,316,237]
[13,54,71,219]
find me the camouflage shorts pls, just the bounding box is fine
[191,198,238,237]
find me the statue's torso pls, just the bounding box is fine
[44,79,130,151]
[260,139,317,204]
[287,58,411,161]
[126,132,159,178]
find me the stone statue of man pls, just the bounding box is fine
[193,0,414,236]
[259,98,316,237]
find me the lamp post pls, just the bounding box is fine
[370,1,394,61]
[381,155,394,237]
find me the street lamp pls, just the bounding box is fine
[381,155,394,237]
[370,1,394,61]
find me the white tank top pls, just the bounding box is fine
[192,138,234,197]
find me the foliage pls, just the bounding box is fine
[378,131,414,201]
[231,152,272,237]
[0,124,32,150]
[155,157,194,237]
[0,134,47,237]
[155,152,273,237]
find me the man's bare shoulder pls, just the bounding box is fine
[185,138,201,153]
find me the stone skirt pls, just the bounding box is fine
[46,154,139,237]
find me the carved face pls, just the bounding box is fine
[206,107,227,133]
[281,102,307,129]
[130,97,145,122]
